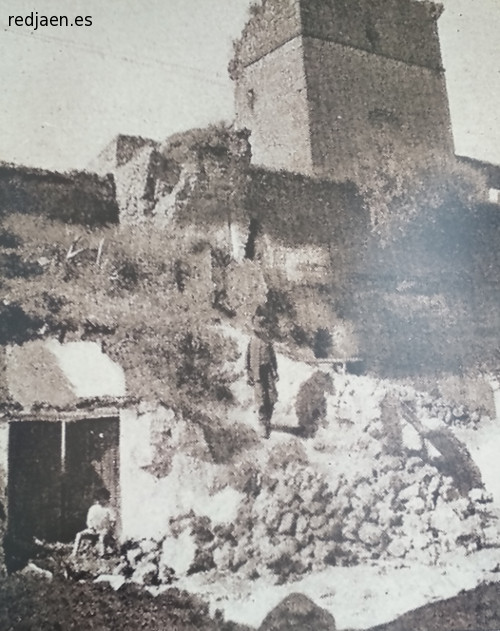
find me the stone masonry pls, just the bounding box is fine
[231,0,454,183]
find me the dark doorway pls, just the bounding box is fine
[8,422,63,544]
[6,417,119,566]
[244,218,261,260]
[63,418,119,541]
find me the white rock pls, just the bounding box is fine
[94,574,126,590]
[402,422,424,452]
[138,538,158,555]
[398,482,421,503]
[358,522,381,546]
[310,514,327,531]
[160,529,196,575]
[20,563,53,581]
[469,488,492,504]
[482,525,500,545]
[425,439,442,460]
[278,512,296,535]
[131,560,157,585]
[295,514,309,534]
[406,496,426,515]
[387,538,408,558]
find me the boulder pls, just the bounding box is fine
[386,538,407,558]
[19,562,53,581]
[138,538,158,556]
[425,428,483,496]
[259,593,336,631]
[401,422,424,452]
[295,371,334,438]
[406,496,426,515]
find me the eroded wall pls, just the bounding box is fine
[235,37,313,175]
[119,407,244,541]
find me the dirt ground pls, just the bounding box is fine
[0,574,251,631]
[2,573,500,630]
[367,581,500,631]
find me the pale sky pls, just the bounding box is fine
[0,0,499,172]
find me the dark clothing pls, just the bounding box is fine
[246,336,278,437]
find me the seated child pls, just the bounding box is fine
[72,488,116,557]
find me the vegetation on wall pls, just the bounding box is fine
[0,214,238,411]
[1,135,499,389]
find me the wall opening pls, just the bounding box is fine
[6,417,119,571]
[247,88,256,112]
[244,218,261,260]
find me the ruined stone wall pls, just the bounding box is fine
[119,406,243,542]
[303,38,454,182]
[107,127,251,227]
[90,134,158,176]
[243,168,369,342]
[112,146,158,222]
[235,37,313,175]
[245,167,368,253]
[232,0,453,182]
[0,164,119,225]
[243,167,500,378]
[230,0,300,71]
[115,136,157,169]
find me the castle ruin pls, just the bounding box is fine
[231,0,454,184]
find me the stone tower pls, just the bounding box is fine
[231,0,454,183]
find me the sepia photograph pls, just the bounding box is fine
[1,0,500,629]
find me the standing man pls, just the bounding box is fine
[246,309,279,439]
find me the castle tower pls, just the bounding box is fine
[230,0,455,183]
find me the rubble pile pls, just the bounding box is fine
[412,393,484,430]
[114,460,496,587]
[184,464,495,583]
[166,377,497,583]
[113,537,177,586]
[109,375,499,587]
